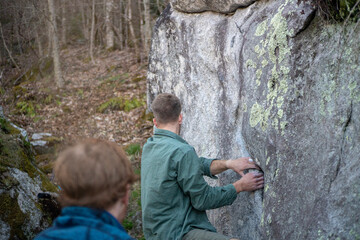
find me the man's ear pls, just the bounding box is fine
[122,185,131,206]
[153,118,158,127]
[179,114,183,124]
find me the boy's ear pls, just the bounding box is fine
[179,114,183,124]
[153,118,158,127]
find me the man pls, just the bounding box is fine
[141,93,264,240]
[35,139,137,240]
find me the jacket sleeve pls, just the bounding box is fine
[176,149,237,211]
[199,157,218,179]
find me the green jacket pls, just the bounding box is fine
[141,128,237,240]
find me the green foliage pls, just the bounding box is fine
[132,76,146,83]
[44,95,53,104]
[97,97,145,113]
[100,73,129,87]
[125,143,141,156]
[0,118,20,135]
[122,218,134,231]
[0,87,5,96]
[107,74,124,83]
[315,0,360,21]
[141,110,154,122]
[124,98,144,112]
[76,89,84,99]
[15,101,37,118]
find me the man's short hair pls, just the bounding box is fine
[54,139,137,209]
[151,93,181,124]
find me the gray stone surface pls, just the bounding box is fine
[171,0,257,13]
[32,133,52,140]
[0,219,10,240]
[9,168,49,237]
[0,117,60,239]
[147,0,360,239]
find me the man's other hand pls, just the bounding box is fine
[232,172,264,193]
[226,157,260,176]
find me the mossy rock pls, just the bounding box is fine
[0,117,60,239]
[0,193,29,239]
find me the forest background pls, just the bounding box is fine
[0,0,171,238]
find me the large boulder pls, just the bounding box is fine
[171,0,257,13]
[0,115,60,240]
[147,0,360,239]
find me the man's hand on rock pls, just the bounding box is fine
[226,157,260,176]
[233,172,264,193]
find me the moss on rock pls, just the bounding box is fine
[0,117,60,239]
[0,193,28,239]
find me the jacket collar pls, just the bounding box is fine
[154,128,188,145]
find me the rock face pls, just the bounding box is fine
[171,0,257,13]
[147,1,360,239]
[0,116,60,239]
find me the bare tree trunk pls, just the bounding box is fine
[118,0,124,50]
[47,0,64,88]
[138,0,145,62]
[0,22,20,70]
[61,0,67,45]
[127,0,139,58]
[13,15,23,56]
[157,0,162,13]
[35,28,43,57]
[143,0,151,56]
[47,14,52,55]
[79,0,89,40]
[105,0,114,50]
[31,3,43,57]
[124,0,128,49]
[90,0,96,63]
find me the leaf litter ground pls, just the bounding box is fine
[1,45,152,239]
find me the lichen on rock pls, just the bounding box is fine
[0,116,60,240]
[147,0,360,239]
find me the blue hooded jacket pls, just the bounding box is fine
[35,206,134,240]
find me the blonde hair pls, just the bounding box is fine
[54,139,137,209]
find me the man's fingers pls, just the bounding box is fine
[239,171,244,177]
[247,162,260,170]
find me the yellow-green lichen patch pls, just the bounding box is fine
[267,215,272,224]
[349,81,357,91]
[243,103,248,113]
[246,59,257,69]
[250,103,270,131]
[260,213,265,227]
[266,156,271,165]
[256,69,263,86]
[272,118,279,129]
[250,103,264,128]
[277,96,284,108]
[255,45,266,57]
[349,81,360,103]
[253,2,292,135]
[268,6,291,65]
[255,19,268,37]
[320,79,338,116]
[262,59,269,68]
